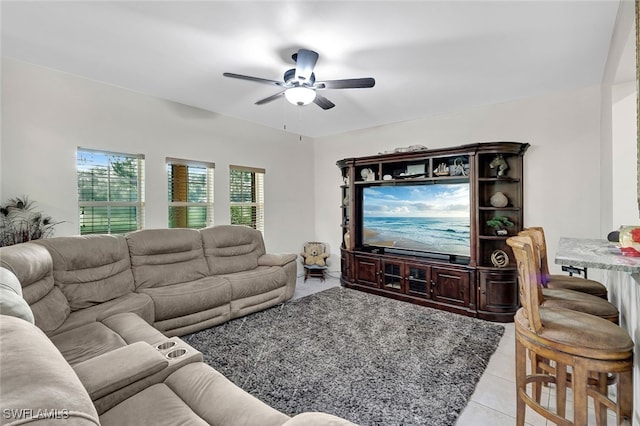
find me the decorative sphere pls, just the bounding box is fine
[490,250,509,268]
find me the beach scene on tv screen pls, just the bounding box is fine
[363,184,470,256]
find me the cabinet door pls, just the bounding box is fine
[381,260,404,292]
[430,267,469,307]
[354,255,379,288]
[478,270,519,313]
[406,263,430,298]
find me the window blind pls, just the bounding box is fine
[229,165,265,232]
[167,158,214,229]
[77,148,145,235]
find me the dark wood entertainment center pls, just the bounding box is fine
[337,142,529,322]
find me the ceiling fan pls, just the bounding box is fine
[223,48,375,110]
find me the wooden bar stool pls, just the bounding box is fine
[524,227,608,299]
[518,230,619,324]
[516,232,620,408]
[507,235,633,426]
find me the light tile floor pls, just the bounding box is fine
[293,274,617,425]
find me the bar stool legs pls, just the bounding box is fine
[516,326,633,426]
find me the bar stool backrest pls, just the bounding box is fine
[523,227,551,284]
[518,229,546,287]
[507,235,543,333]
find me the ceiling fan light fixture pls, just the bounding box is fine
[284,86,316,106]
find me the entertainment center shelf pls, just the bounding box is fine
[337,141,529,322]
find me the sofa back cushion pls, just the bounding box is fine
[0,267,35,324]
[126,228,209,289]
[0,315,100,425]
[200,225,266,275]
[35,235,135,311]
[0,242,70,333]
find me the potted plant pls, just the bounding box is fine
[0,196,62,247]
[486,216,514,236]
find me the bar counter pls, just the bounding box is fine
[555,237,640,425]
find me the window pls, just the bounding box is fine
[77,148,145,235]
[229,165,264,232]
[167,158,214,229]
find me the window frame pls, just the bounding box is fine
[77,147,145,235]
[166,157,215,229]
[229,165,265,232]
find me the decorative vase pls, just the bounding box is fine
[490,192,509,208]
[495,228,508,236]
[343,231,351,248]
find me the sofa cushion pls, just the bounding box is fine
[100,363,290,426]
[137,276,230,322]
[0,266,35,323]
[51,292,155,336]
[200,225,266,275]
[223,266,288,300]
[126,228,209,289]
[283,413,357,425]
[50,313,166,365]
[0,242,70,333]
[165,363,291,426]
[100,382,209,426]
[0,315,100,425]
[50,321,128,365]
[35,235,135,311]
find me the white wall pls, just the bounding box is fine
[600,0,639,233]
[611,81,638,227]
[0,58,315,257]
[314,86,603,273]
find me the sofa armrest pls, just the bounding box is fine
[283,412,357,425]
[72,342,168,400]
[258,253,297,267]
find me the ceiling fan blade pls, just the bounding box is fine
[313,94,336,110]
[293,49,319,82]
[255,91,285,105]
[315,77,375,89]
[223,72,283,86]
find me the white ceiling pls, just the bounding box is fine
[1,1,621,138]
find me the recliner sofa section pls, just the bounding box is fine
[0,225,297,343]
[125,228,233,336]
[0,241,165,366]
[200,225,297,319]
[1,315,357,426]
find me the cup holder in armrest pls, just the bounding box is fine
[155,341,178,351]
[166,348,188,359]
[153,336,202,365]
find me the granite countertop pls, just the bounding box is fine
[555,237,640,273]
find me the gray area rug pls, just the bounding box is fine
[182,287,505,426]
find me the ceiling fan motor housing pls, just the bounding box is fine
[284,68,315,86]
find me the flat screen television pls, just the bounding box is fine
[362,183,470,258]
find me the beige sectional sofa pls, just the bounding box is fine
[1,314,355,425]
[0,225,354,425]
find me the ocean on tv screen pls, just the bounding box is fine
[362,184,470,256]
